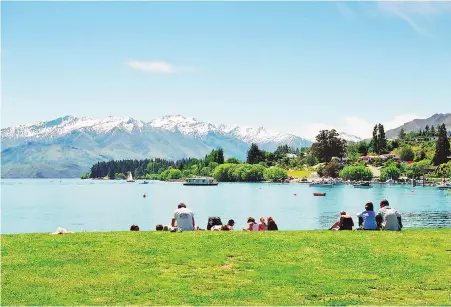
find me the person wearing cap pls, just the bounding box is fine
[376,199,402,231]
[171,203,195,231]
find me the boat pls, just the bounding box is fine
[353,182,372,188]
[183,177,218,186]
[309,181,334,187]
[313,193,326,196]
[126,171,135,183]
[437,183,451,190]
[140,181,149,184]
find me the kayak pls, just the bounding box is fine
[313,193,326,196]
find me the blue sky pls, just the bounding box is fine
[2,1,451,138]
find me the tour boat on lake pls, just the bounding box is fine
[183,177,218,186]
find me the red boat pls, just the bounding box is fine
[313,193,326,196]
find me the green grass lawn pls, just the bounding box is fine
[287,169,313,178]
[2,229,451,306]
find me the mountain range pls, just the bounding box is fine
[3,113,448,178]
[1,115,318,178]
[385,113,451,139]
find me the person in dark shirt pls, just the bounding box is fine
[329,211,354,230]
[267,216,278,230]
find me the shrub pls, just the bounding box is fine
[263,167,288,181]
[380,165,401,181]
[400,146,415,161]
[339,166,373,181]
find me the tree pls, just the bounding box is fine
[430,125,436,136]
[372,125,379,154]
[357,141,369,156]
[400,146,415,161]
[263,167,288,181]
[317,162,339,178]
[246,143,265,164]
[406,160,431,179]
[424,125,430,136]
[398,128,406,139]
[225,157,240,164]
[304,155,318,166]
[311,129,346,162]
[433,124,451,165]
[339,166,373,181]
[378,124,387,154]
[380,165,401,181]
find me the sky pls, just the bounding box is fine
[2,1,451,138]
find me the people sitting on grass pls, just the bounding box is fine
[212,219,235,231]
[376,199,402,231]
[130,224,140,231]
[357,202,377,230]
[207,216,223,230]
[258,217,268,231]
[243,217,259,231]
[163,225,169,231]
[155,224,163,231]
[329,211,354,230]
[267,216,278,230]
[221,224,232,231]
[171,202,195,231]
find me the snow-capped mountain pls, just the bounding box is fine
[1,115,312,178]
[339,132,362,143]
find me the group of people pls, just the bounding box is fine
[129,199,402,232]
[129,202,279,232]
[329,199,402,231]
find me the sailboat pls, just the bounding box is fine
[126,171,135,183]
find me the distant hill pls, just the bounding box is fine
[1,115,313,178]
[385,113,451,139]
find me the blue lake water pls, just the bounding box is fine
[1,179,450,234]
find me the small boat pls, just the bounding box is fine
[183,177,218,186]
[313,193,326,196]
[437,183,451,190]
[309,182,333,187]
[140,181,149,184]
[353,182,372,188]
[126,171,135,183]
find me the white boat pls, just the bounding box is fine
[309,182,333,187]
[183,177,218,186]
[126,171,135,183]
[437,183,451,190]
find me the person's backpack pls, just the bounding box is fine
[207,216,223,230]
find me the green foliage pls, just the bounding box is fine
[406,159,431,179]
[339,165,373,181]
[263,167,288,181]
[246,143,265,164]
[372,124,387,154]
[205,148,224,165]
[398,128,406,139]
[311,129,346,162]
[159,168,183,181]
[225,157,240,164]
[433,124,450,166]
[304,155,318,166]
[213,163,265,182]
[317,162,339,178]
[80,173,90,179]
[114,172,126,180]
[434,161,451,178]
[400,146,415,161]
[380,165,401,181]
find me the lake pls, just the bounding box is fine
[1,179,450,234]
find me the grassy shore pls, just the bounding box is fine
[2,229,451,306]
[287,169,313,178]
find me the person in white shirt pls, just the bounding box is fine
[171,203,195,231]
[376,199,402,231]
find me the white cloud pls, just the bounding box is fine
[377,2,451,38]
[301,113,424,140]
[126,60,174,74]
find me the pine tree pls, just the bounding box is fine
[247,143,264,164]
[430,125,436,136]
[424,125,430,136]
[372,125,379,154]
[398,128,406,139]
[434,124,451,165]
[378,124,387,154]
